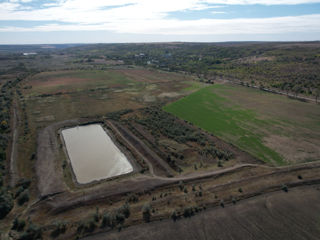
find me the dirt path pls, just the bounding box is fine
[9,100,19,187]
[32,160,320,216]
[224,79,318,104]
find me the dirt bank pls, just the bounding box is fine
[36,119,82,197]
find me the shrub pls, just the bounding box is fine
[15,186,25,199]
[12,217,26,232]
[171,211,178,222]
[142,204,151,223]
[101,213,111,228]
[183,207,194,218]
[0,191,13,219]
[50,221,66,238]
[282,184,288,192]
[93,207,100,222]
[120,203,130,218]
[126,193,138,203]
[178,181,184,191]
[17,190,29,206]
[19,223,42,240]
[15,178,31,189]
[84,220,96,233]
[115,213,125,225]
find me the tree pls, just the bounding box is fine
[120,203,130,218]
[0,120,8,130]
[183,207,194,218]
[101,213,111,228]
[293,86,301,98]
[19,223,42,240]
[142,203,151,222]
[171,211,178,222]
[17,190,29,206]
[315,87,320,103]
[0,191,13,219]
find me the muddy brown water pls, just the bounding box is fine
[61,124,133,184]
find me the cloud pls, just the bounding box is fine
[1,14,320,37]
[0,0,320,37]
[211,11,226,14]
[204,0,320,4]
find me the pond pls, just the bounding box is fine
[61,124,133,184]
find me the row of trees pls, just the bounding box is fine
[67,42,320,99]
[135,107,233,171]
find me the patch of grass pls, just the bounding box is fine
[164,85,285,165]
[24,70,134,96]
[182,81,205,92]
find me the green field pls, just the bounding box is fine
[164,84,320,165]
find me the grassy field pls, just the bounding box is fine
[164,84,320,165]
[21,68,197,127]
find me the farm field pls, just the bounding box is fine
[21,68,199,128]
[164,84,320,165]
[1,42,320,240]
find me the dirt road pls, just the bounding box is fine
[9,101,19,187]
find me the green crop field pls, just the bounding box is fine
[164,84,320,165]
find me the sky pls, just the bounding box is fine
[0,0,320,44]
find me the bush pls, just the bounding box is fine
[183,207,194,218]
[15,178,31,189]
[115,213,125,225]
[50,221,66,238]
[171,211,178,222]
[183,187,188,194]
[232,197,237,205]
[282,184,288,192]
[17,190,29,206]
[15,186,25,199]
[142,204,151,223]
[0,191,13,219]
[19,223,42,240]
[178,181,184,191]
[119,203,130,218]
[126,193,139,203]
[101,213,111,228]
[12,217,26,232]
[84,220,96,233]
[93,207,100,222]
